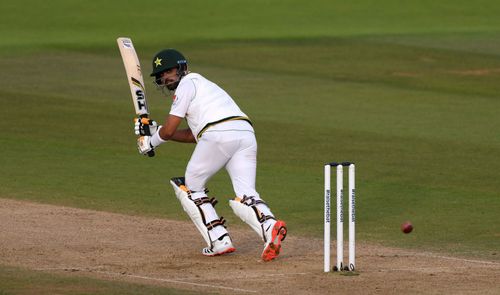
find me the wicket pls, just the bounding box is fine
[324,162,356,272]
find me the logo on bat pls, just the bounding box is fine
[135,90,147,111]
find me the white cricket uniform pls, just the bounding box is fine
[170,73,273,241]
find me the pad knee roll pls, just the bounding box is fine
[229,195,275,242]
[170,177,227,248]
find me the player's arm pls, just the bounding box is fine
[136,114,195,155]
[137,77,196,155]
[159,114,196,143]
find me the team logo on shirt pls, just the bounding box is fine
[172,94,178,107]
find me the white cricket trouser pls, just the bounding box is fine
[185,120,259,198]
[185,120,275,242]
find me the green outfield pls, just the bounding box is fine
[0,265,200,295]
[1,0,500,292]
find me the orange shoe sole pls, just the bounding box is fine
[261,220,287,262]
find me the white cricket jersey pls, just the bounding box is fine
[169,73,252,139]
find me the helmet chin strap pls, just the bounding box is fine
[154,66,189,93]
[165,69,190,91]
[166,79,180,90]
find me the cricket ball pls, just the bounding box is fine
[401,221,413,234]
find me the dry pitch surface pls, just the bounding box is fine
[1,198,499,294]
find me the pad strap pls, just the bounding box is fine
[171,177,209,195]
[193,196,218,207]
[230,195,275,242]
[240,195,276,223]
[170,177,227,246]
[206,217,227,230]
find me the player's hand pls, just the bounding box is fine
[134,117,158,136]
[137,136,154,155]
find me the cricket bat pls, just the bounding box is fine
[116,37,154,157]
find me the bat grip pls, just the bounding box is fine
[139,114,155,157]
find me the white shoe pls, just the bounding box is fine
[261,220,287,261]
[202,234,236,257]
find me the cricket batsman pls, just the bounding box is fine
[134,48,287,261]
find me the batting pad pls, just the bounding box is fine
[170,177,227,248]
[229,196,275,242]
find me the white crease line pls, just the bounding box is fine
[35,267,101,271]
[266,272,309,276]
[95,271,257,293]
[234,272,309,279]
[35,267,257,293]
[379,266,466,272]
[415,253,500,267]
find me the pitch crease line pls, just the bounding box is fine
[416,253,500,267]
[95,271,257,293]
[35,267,257,293]
[221,272,310,280]
[379,266,466,272]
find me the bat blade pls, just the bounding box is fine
[117,37,149,116]
[117,37,155,157]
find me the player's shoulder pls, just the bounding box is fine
[175,73,202,97]
[178,72,206,88]
[183,72,204,81]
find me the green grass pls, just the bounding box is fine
[2,0,500,53]
[1,0,500,291]
[0,265,203,295]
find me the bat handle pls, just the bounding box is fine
[138,114,155,157]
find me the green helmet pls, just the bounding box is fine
[150,48,188,77]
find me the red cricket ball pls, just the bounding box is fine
[401,221,413,234]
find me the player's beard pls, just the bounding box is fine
[166,79,180,91]
[155,76,180,94]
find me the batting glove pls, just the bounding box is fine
[137,136,154,155]
[134,117,159,136]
